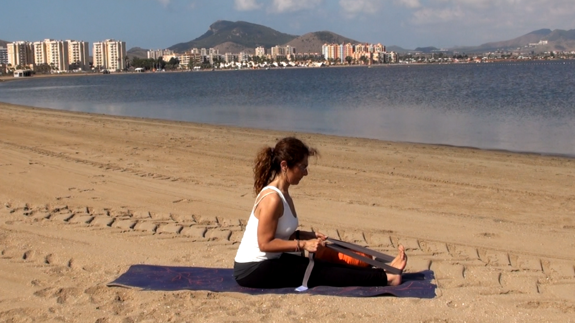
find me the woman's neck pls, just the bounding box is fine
[270,177,290,194]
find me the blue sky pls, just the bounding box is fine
[1,0,573,50]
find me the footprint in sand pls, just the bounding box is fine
[173,198,192,204]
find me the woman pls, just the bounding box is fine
[234,137,407,289]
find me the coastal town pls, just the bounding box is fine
[2,37,575,76]
[3,38,396,74]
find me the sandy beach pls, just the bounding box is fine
[1,101,574,322]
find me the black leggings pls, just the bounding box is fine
[235,253,388,289]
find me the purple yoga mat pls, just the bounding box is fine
[108,265,436,298]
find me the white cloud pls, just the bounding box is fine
[156,0,171,7]
[339,0,382,16]
[396,0,421,9]
[397,0,575,47]
[268,0,323,13]
[411,6,464,24]
[234,0,262,11]
[408,0,575,27]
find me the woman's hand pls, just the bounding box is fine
[301,238,325,252]
[314,231,328,241]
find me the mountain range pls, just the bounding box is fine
[166,21,362,55]
[169,20,298,53]
[151,21,575,57]
[2,21,574,58]
[450,28,575,54]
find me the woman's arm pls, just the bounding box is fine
[256,193,324,253]
[256,193,301,253]
[293,230,328,241]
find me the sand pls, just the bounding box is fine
[0,101,574,322]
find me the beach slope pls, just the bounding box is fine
[1,102,574,322]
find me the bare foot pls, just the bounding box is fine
[390,245,407,271]
[386,245,407,286]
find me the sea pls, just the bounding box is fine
[1,61,574,157]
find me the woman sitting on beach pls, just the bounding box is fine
[234,136,407,289]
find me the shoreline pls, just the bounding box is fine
[2,100,574,160]
[2,57,572,82]
[1,101,574,321]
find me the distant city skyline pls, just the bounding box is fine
[1,0,573,50]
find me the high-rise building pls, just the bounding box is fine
[285,45,295,60]
[270,45,284,59]
[7,41,33,68]
[374,43,385,53]
[270,45,295,60]
[93,39,126,71]
[106,40,126,71]
[343,43,354,62]
[32,41,47,67]
[147,49,174,60]
[322,43,339,61]
[224,52,235,63]
[68,40,89,70]
[45,39,69,71]
[93,42,105,69]
[30,39,80,71]
[0,47,8,65]
[238,51,249,62]
[255,46,265,57]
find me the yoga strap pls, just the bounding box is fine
[325,238,402,275]
[295,252,315,292]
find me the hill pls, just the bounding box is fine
[387,45,409,53]
[127,47,148,59]
[414,46,440,53]
[169,20,298,53]
[0,39,9,47]
[285,31,360,54]
[150,22,575,56]
[452,28,575,53]
[475,29,552,51]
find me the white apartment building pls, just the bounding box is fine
[31,39,76,71]
[93,42,105,69]
[147,49,174,60]
[32,41,47,66]
[106,40,126,71]
[176,53,201,68]
[7,41,33,68]
[68,40,89,70]
[7,39,89,72]
[46,39,69,71]
[224,52,235,63]
[93,39,126,71]
[178,54,190,67]
[270,45,295,60]
[0,47,8,65]
[238,51,249,62]
[322,43,337,61]
[255,46,265,57]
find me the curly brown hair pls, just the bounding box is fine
[253,137,318,194]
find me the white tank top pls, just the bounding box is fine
[234,186,299,263]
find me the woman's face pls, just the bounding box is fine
[287,155,309,185]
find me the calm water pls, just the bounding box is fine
[1,61,574,156]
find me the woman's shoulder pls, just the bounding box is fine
[258,187,283,202]
[256,187,285,208]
